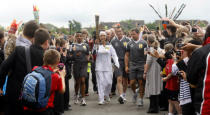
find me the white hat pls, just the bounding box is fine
[99,31,106,36]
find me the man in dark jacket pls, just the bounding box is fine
[0,30,4,65]
[0,28,50,115]
[185,41,210,114]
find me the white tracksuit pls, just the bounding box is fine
[95,44,119,102]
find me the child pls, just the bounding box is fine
[23,49,66,115]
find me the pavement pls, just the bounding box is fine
[64,78,167,115]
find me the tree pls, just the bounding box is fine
[120,20,136,33]
[69,20,82,35]
[0,25,4,31]
[145,22,158,30]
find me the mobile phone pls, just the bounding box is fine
[58,63,65,71]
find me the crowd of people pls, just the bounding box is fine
[0,18,209,115]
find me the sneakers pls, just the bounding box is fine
[137,99,144,107]
[105,97,111,103]
[81,98,87,106]
[122,96,127,102]
[132,93,138,104]
[74,95,79,104]
[98,101,105,105]
[118,96,124,104]
[122,93,127,102]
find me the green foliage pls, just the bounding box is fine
[145,22,158,30]
[0,25,4,31]
[60,27,69,34]
[69,20,82,35]
[120,19,136,33]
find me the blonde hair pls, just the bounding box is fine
[147,34,159,48]
[176,27,190,38]
[164,43,174,52]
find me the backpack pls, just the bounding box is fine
[21,67,52,109]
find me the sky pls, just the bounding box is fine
[0,0,210,28]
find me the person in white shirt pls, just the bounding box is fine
[95,31,119,105]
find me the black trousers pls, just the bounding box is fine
[64,77,70,108]
[5,95,23,115]
[85,73,89,94]
[24,108,54,115]
[53,91,64,114]
[181,102,196,115]
[91,61,97,92]
[111,73,117,93]
[159,81,168,109]
[148,95,159,112]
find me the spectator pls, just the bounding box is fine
[0,28,50,115]
[16,20,39,47]
[182,25,210,115]
[23,49,66,115]
[0,30,4,64]
[144,35,163,113]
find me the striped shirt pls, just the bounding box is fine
[172,57,192,105]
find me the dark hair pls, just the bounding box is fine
[56,38,61,47]
[166,25,177,35]
[0,30,4,39]
[34,28,50,46]
[60,38,67,47]
[204,25,210,42]
[23,20,39,38]
[76,31,82,34]
[188,40,202,45]
[131,28,140,34]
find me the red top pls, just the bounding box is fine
[24,65,63,111]
[165,59,179,91]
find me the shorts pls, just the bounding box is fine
[129,68,144,80]
[166,90,179,101]
[114,61,128,78]
[73,62,88,79]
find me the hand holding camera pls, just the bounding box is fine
[57,63,66,78]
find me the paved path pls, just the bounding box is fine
[64,79,167,115]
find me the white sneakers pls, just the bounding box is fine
[132,93,138,104]
[74,95,80,104]
[81,98,87,106]
[74,95,87,106]
[98,101,105,105]
[137,98,144,107]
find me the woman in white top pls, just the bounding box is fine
[95,31,119,105]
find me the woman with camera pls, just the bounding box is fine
[143,35,163,113]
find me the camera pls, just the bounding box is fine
[165,50,174,59]
[192,28,198,33]
[62,48,66,52]
[176,50,182,57]
[176,71,182,78]
[58,63,65,71]
[162,21,169,25]
[177,43,185,49]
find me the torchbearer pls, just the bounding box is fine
[95,31,119,105]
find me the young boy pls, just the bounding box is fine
[24,49,66,115]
